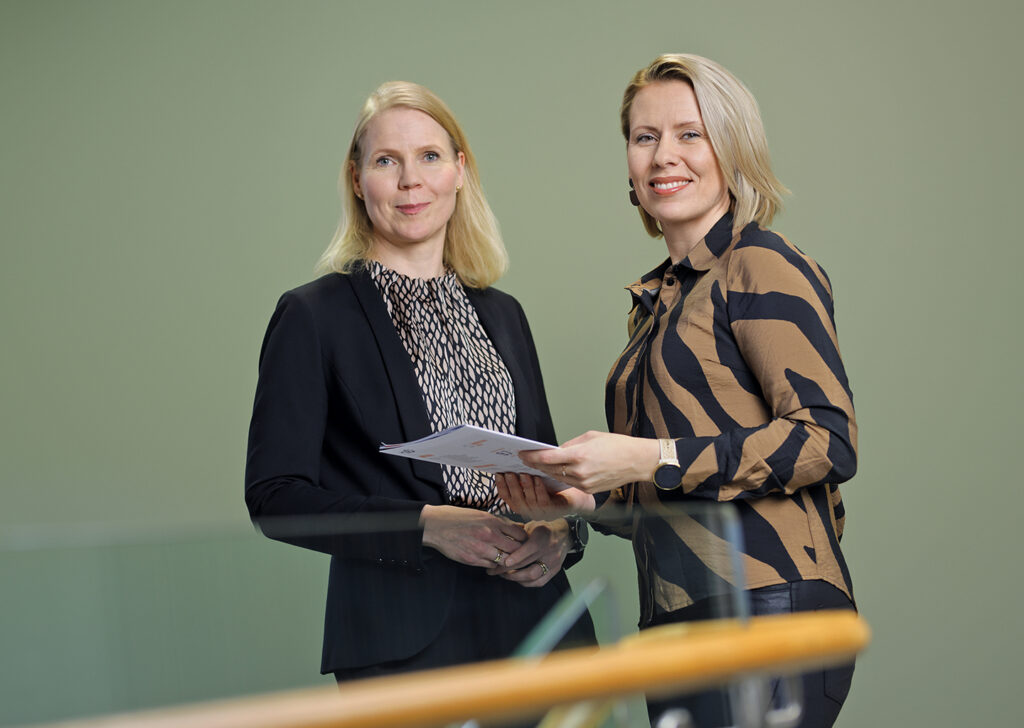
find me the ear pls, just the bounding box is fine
[350,161,363,200]
[455,151,465,191]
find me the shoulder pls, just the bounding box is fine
[731,224,810,265]
[280,272,357,309]
[726,223,831,294]
[272,271,374,325]
[262,272,367,346]
[465,283,521,308]
[465,284,525,316]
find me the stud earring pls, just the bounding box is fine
[628,179,640,207]
[456,185,462,192]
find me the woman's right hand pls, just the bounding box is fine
[419,504,528,568]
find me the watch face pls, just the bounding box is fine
[654,463,682,490]
[575,519,588,547]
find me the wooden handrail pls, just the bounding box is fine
[43,610,869,728]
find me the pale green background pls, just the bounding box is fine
[2,0,1021,725]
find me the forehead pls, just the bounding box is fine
[629,80,702,126]
[361,107,450,150]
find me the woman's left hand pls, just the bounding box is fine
[520,431,661,494]
[487,519,570,587]
[496,473,595,521]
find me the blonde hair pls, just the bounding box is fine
[317,81,507,288]
[621,54,788,238]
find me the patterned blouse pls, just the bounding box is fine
[603,213,857,625]
[368,260,516,515]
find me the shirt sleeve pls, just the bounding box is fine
[671,241,857,501]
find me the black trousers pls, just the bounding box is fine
[647,580,856,728]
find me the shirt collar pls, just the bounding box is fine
[625,259,671,316]
[625,213,735,314]
[672,212,735,274]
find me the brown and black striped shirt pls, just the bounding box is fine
[604,213,856,624]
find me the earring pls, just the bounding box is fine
[456,185,462,193]
[628,179,640,207]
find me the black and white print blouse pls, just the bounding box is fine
[368,260,516,515]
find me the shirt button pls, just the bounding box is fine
[665,278,675,286]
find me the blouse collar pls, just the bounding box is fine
[367,259,460,301]
[625,212,736,314]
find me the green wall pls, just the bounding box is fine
[2,1,1021,725]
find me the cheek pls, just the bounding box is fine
[361,177,390,209]
[626,149,644,177]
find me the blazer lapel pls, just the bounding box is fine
[467,289,534,440]
[346,268,444,488]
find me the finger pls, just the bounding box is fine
[494,473,509,500]
[518,447,564,468]
[529,475,554,505]
[483,544,516,570]
[496,473,531,515]
[498,561,554,586]
[503,539,541,569]
[519,473,541,511]
[496,521,527,543]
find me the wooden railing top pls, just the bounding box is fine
[43,610,869,728]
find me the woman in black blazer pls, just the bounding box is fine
[245,81,592,681]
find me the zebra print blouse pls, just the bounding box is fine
[603,212,857,624]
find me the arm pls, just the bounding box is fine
[521,241,856,502]
[669,242,857,500]
[244,292,426,561]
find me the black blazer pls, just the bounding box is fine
[245,269,577,673]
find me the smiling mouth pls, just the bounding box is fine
[396,203,429,214]
[650,179,692,195]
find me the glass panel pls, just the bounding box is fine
[0,501,802,728]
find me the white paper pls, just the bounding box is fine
[379,424,566,490]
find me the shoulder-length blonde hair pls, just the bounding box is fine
[317,81,507,288]
[621,54,788,238]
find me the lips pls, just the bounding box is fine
[396,202,429,214]
[649,177,692,195]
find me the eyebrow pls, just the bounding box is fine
[366,144,446,157]
[631,120,705,131]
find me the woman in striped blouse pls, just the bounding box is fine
[498,54,857,727]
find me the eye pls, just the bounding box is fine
[423,151,441,162]
[373,155,395,168]
[633,132,657,144]
[680,130,703,141]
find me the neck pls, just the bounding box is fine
[661,207,731,264]
[663,231,702,264]
[368,236,446,279]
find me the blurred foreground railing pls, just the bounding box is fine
[38,610,869,728]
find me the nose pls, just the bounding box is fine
[652,137,680,169]
[398,162,423,190]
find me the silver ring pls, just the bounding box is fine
[537,561,549,575]
[494,549,505,564]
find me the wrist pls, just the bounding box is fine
[419,505,437,545]
[565,516,589,553]
[635,438,662,483]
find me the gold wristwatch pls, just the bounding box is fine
[652,438,682,490]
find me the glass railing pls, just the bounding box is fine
[0,502,811,727]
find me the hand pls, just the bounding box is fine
[419,505,527,568]
[519,431,660,495]
[495,472,595,520]
[487,519,569,587]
